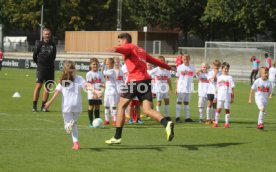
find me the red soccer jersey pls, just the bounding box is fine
[115,43,171,82]
[0,51,3,61]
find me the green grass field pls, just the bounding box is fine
[0,68,276,172]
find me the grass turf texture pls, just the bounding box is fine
[0,68,276,172]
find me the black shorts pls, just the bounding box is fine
[88,99,102,106]
[36,68,55,84]
[207,94,215,101]
[121,79,152,102]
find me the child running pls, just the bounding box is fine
[213,62,235,128]
[249,67,273,129]
[86,58,105,127]
[44,60,92,150]
[196,62,209,123]
[105,32,174,144]
[149,55,172,120]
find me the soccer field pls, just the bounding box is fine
[0,68,275,172]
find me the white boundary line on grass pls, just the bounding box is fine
[35,118,56,123]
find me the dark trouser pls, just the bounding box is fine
[250,70,258,84]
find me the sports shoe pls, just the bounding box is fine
[89,123,94,128]
[166,121,174,142]
[176,117,182,123]
[185,118,194,122]
[41,108,49,112]
[103,121,110,125]
[137,119,144,124]
[212,123,218,128]
[128,118,133,124]
[257,123,264,129]
[112,121,116,126]
[165,116,172,121]
[199,119,204,123]
[105,137,122,145]
[66,120,75,134]
[205,120,212,124]
[224,123,230,128]
[32,108,38,112]
[72,142,80,150]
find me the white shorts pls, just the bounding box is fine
[156,92,169,101]
[104,94,117,107]
[63,112,80,129]
[217,100,230,109]
[198,96,207,107]
[177,93,191,102]
[255,99,268,110]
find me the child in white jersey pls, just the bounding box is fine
[44,61,92,150]
[196,62,209,123]
[249,67,273,129]
[268,62,276,93]
[213,62,235,128]
[175,54,196,122]
[206,59,221,124]
[149,56,172,120]
[114,57,125,101]
[86,58,105,127]
[102,58,118,126]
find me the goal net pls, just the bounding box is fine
[204,42,276,80]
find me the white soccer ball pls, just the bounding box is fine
[93,118,103,128]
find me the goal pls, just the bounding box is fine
[204,42,276,80]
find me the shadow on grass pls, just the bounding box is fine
[84,142,248,152]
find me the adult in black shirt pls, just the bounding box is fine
[32,28,56,112]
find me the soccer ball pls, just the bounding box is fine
[92,118,103,128]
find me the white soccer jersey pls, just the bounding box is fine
[216,75,235,101]
[251,78,273,103]
[103,69,117,96]
[56,75,86,113]
[269,67,276,82]
[149,67,171,93]
[197,72,209,97]
[86,71,105,99]
[207,70,221,94]
[115,68,125,94]
[176,64,196,93]
[121,64,128,83]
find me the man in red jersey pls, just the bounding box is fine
[105,33,174,144]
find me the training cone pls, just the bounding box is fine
[12,92,21,98]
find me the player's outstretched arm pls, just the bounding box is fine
[146,54,171,70]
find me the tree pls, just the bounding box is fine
[124,0,207,45]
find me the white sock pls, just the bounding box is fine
[215,112,219,124]
[225,114,230,124]
[71,125,78,143]
[206,107,211,120]
[199,107,204,119]
[176,104,181,118]
[212,107,216,120]
[111,108,117,121]
[164,105,169,117]
[156,105,161,112]
[258,111,264,124]
[104,108,110,121]
[184,105,190,119]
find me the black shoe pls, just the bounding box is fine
[185,118,194,122]
[165,116,172,121]
[176,117,182,123]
